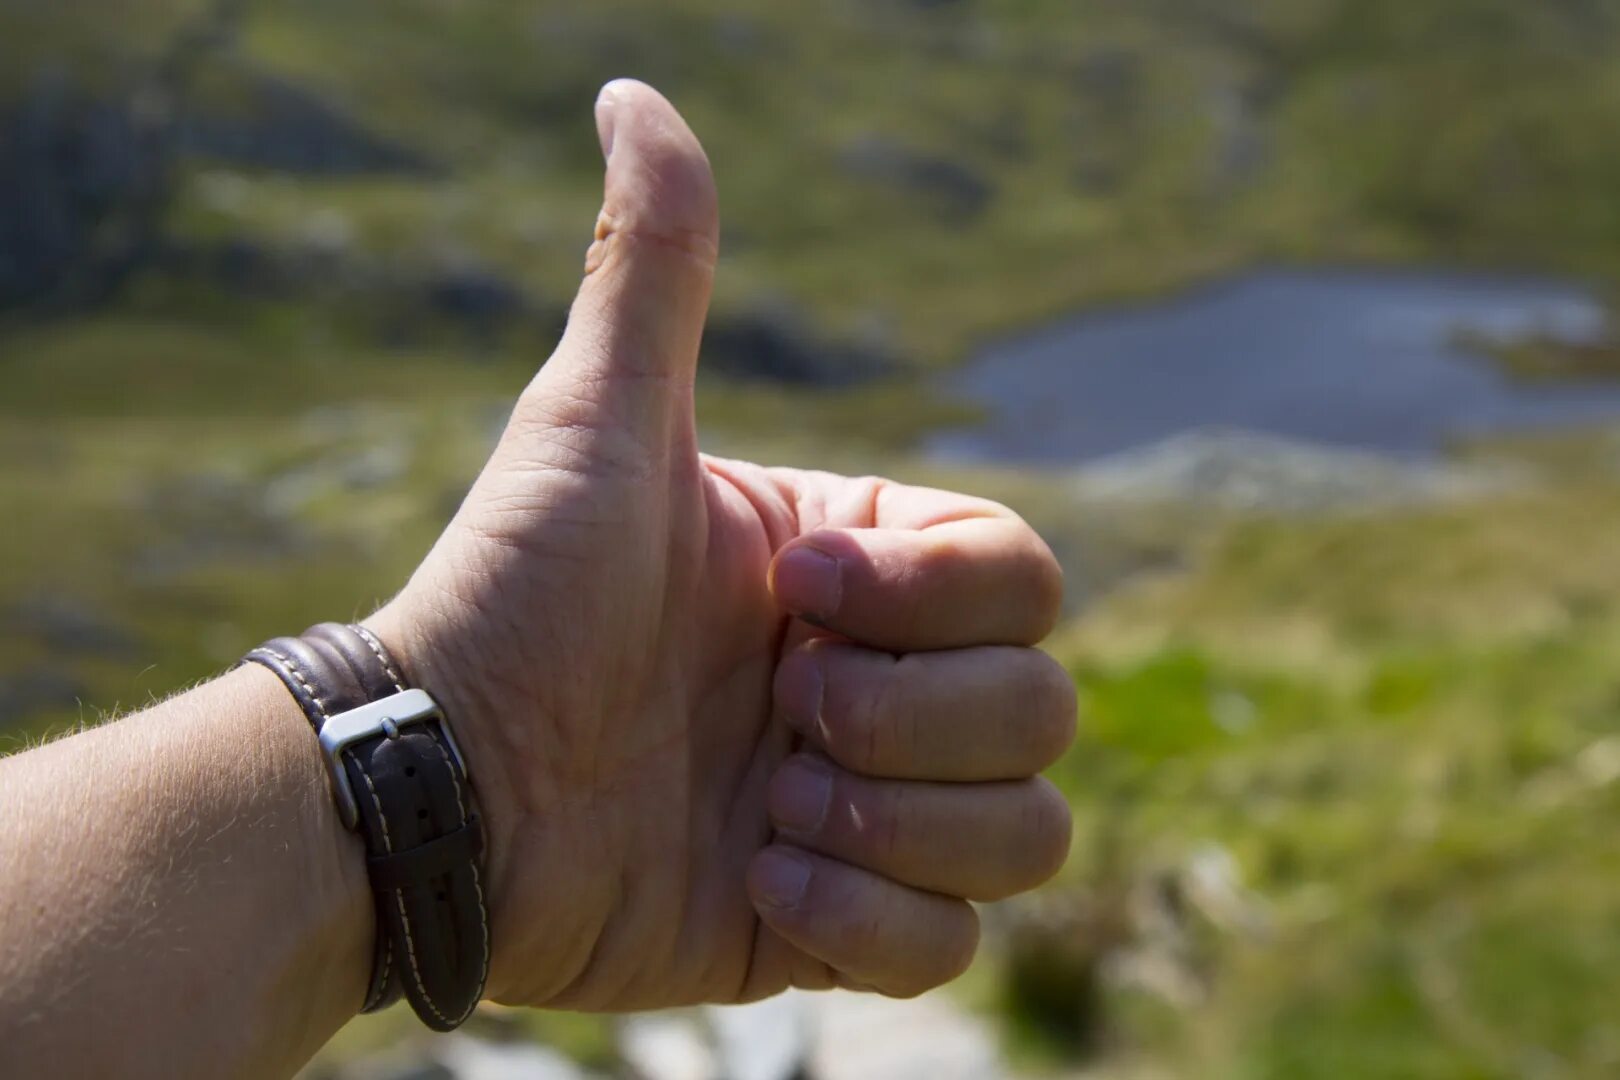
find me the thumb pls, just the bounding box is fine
[524,79,719,450]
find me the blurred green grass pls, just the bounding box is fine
[12,2,1620,1077]
[1023,434,1620,1078]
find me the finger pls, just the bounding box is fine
[519,79,719,453]
[775,642,1077,781]
[765,756,1072,902]
[768,517,1063,651]
[747,846,980,998]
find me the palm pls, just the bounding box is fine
[458,432,913,1007]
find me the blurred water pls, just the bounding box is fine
[928,267,1620,464]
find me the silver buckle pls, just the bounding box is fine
[317,689,468,831]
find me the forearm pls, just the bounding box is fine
[0,665,371,1079]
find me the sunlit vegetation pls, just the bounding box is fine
[11,2,1620,1076]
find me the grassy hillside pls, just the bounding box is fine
[9,0,1620,363]
[11,3,1620,1077]
[1024,440,1620,1078]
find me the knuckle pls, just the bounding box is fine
[880,654,927,768]
[844,893,889,959]
[826,650,902,774]
[977,779,1070,900]
[942,907,982,982]
[1018,779,1073,888]
[866,781,910,863]
[590,210,719,270]
[1022,535,1066,639]
[1025,652,1080,763]
[915,531,972,584]
[897,905,980,996]
[880,976,933,1001]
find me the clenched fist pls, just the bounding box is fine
[366,79,1076,1009]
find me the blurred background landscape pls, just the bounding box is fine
[10,1,1620,1077]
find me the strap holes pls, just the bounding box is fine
[436,890,447,902]
[417,808,429,820]
[404,766,416,778]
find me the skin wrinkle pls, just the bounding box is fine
[701,458,801,554]
[475,454,622,502]
[719,746,783,1003]
[873,782,905,864]
[459,521,601,562]
[590,214,721,272]
[495,431,658,489]
[514,381,675,455]
[557,863,636,1010]
[876,654,912,772]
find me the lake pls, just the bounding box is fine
[928,268,1620,465]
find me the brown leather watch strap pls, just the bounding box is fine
[243,623,490,1030]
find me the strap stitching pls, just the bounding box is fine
[257,634,481,1025]
[255,648,330,722]
[358,763,454,1028]
[351,625,407,693]
[429,739,491,1021]
[352,625,488,1020]
[364,932,393,1012]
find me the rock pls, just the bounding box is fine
[3,595,139,658]
[210,235,276,291]
[622,989,997,1080]
[808,991,1003,1080]
[1068,46,1144,193]
[0,670,86,730]
[0,8,433,314]
[327,1058,456,1080]
[425,265,529,326]
[1204,78,1269,191]
[176,67,435,177]
[298,209,356,258]
[1576,736,1620,788]
[0,68,167,308]
[705,992,814,1080]
[1072,430,1516,513]
[131,472,312,578]
[1181,843,1271,940]
[999,890,1126,1058]
[433,1035,591,1080]
[1106,843,1272,1013]
[339,442,411,491]
[1073,46,1143,110]
[618,1014,716,1080]
[837,135,995,223]
[701,305,894,386]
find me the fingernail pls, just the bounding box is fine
[775,547,842,621]
[770,757,833,834]
[753,848,813,910]
[776,654,824,738]
[595,81,626,160]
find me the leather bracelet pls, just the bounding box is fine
[243,623,490,1031]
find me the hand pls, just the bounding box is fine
[367,80,1076,1009]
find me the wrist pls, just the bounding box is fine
[246,618,497,1025]
[363,594,602,1007]
[213,665,376,1059]
[362,599,525,1000]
